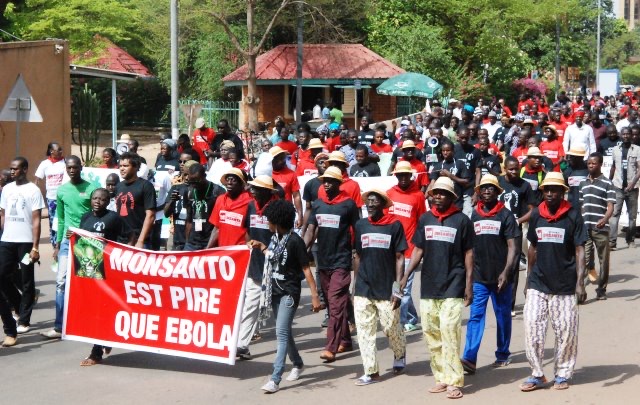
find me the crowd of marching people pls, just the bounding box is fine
[0,88,639,398]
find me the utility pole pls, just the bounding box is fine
[170,0,179,139]
[555,16,561,97]
[596,0,601,91]
[295,3,303,125]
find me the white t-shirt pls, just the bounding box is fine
[151,171,173,221]
[34,159,66,200]
[206,159,233,186]
[0,182,45,243]
[313,104,322,119]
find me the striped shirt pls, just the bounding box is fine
[579,174,616,231]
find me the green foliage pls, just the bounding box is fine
[72,84,101,163]
[621,64,640,85]
[602,28,640,70]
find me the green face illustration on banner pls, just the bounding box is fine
[74,236,106,279]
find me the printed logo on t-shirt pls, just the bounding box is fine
[361,233,391,249]
[390,202,413,218]
[523,177,539,190]
[544,150,558,159]
[117,192,135,217]
[93,221,106,232]
[250,214,269,230]
[568,176,587,187]
[603,155,613,169]
[219,210,244,227]
[46,173,64,189]
[474,220,501,235]
[303,169,318,176]
[536,227,565,243]
[424,225,457,243]
[316,214,340,228]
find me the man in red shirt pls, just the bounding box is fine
[398,140,429,194]
[387,161,427,332]
[318,151,364,208]
[192,118,215,165]
[293,137,324,176]
[207,168,252,247]
[270,146,303,227]
[549,110,568,143]
[540,125,565,172]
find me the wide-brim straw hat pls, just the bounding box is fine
[540,172,569,191]
[543,125,558,135]
[391,161,415,175]
[474,174,504,194]
[526,147,544,157]
[317,166,343,183]
[362,188,393,208]
[220,168,246,185]
[428,177,458,199]
[269,146,287,157]
[308,138,324,150]
[566,146,587,157]
[401,140,417,149]
[247,175,275,190]
[326,151,348,165]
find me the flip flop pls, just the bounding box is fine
[354,373,380,386]
[491,358,512,368]
[520,375,547,392]
[428,383,448,393]
[446,386,463,399]
[553,376,570,390]
[80,356,102,367]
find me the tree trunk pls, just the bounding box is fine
[247,53,259,131]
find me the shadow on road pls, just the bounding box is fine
[573,364,640,387]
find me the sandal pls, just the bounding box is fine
[80,355,102,367]
[428,382,448,393]
[460,358,476,375]
[553,376,570,390]
[491,358,512,368]
[519,375,547,392]
[354,373,380,386]
[446,386,463,399]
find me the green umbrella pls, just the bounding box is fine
[376,72,443,98]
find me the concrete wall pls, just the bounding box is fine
[0,40,71,171]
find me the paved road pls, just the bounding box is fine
[2,227,638,404]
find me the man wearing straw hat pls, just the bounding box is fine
[270,146,303,228]
[403,176,474,399]
[563,146,589,209]
[520,147,546,206]
[351,189,408,385]
[519,172,587,392]
[387,161,426,332]
[293,137,325,176]
[206,168,252,248]
[461,174,519,374]
[236,175,279,360]
[303,166,360,363]
[318,151,364,207]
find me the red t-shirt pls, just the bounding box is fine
[502,106,513,117]
[193,127,216,164]
[272,167,300,201]
[512,147,528,164]
[399,157,429,187]
[540,139,565,168]
[386,184,427,257]
[290,147,312,166]
[371,143,393,154]
[276,140,298,155]
[550,121,568,144]
[538,105,550,114]
[517,100,534,112]
[295,159,318,176]
[208,191,252,246]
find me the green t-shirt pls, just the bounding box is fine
[330,108,343,124]
[56,180,97,243]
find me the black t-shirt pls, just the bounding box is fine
[478,153,501,177]
[493,126,509,145]
[454,144,481,195]
[211,134,245,160]
[271,233,309,299]
[563,166,589,209]
[155,155,180,172]
[498,176,534,221]
[428,159,469,208]
[166,183,190,247]
[245,199,275,282]
[598,137,621,157]
[79,210,126,243]
[391,147,424,163]
[302,176,322,203]
[354,219,407,299]
[527,206,587,294]
[115,178,157,240]
[521,169,545,206]
[358,129,375,146]
[412,211,474,299]
[186,181,225,248]
[349,162,381,177]
[308,198,360,270]
[471,206,520,284]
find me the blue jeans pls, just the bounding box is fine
[462,282,512,364]
[270,294,303,384]
[54,239,70,332]
[400,259,418,325]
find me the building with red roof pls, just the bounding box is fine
[223,44,405,129]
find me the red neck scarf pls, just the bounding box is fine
[524,164,543,174]
[368,213,397,226]
[475,201,505,218]
[392,181,421,195]
[48,156,64,163]
[430,205,460,222]
[538,200,571,222]
[320,189,351,205]
[254,195,277,216]
[222,190,252,211]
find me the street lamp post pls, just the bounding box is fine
[596,0,601,91]
[170,0,179,140]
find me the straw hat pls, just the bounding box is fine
[526,147,544,157]
[269,146,287,157]
[474,174,504,194]
[247,175,275,190]
[566,145,586,157]
[428,177,458,199]
[183,160,198,170]
[362,188,393,208]
[220,167,246,185]
[401,140,417,149]
[308,138,324,150]
[523,119,535,126]
[326,151,348,165]
[117,133,131,143]
[314,152,329,162]
[195,118,206,129]
[220,140,235,150]
[317,166,343,183]
[540,171,569,191]
[391,161,415,175]
[543,125,557,135]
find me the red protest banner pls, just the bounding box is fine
[62,228,251,365]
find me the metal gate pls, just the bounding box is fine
[396,97,423,117]
[178,100,240,130]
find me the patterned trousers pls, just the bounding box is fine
[420,298,464,387]
[524,289,579,379]
[354,296,406,376]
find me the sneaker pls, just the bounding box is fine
[261,380,279,393]
[393,356,406,374]
[611,244,617,251]
[596,292,607,300]
[511,310,516,317]
[16,325,30,334]
[40,329,62,339]
[286,366,304,381]
[2,336,17,347]
[236,347,252,360]
[404,323,418,332]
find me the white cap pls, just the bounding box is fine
[195,118,205,129]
